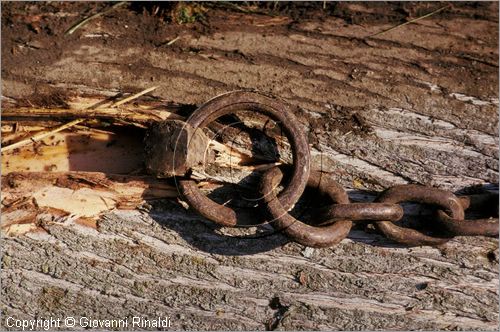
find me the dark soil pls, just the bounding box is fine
[2,1,498,102]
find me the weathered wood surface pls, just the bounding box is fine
[1,2,499,330]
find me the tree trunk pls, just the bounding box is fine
[1,2,498,330]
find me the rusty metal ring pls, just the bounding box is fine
[177,91,311,227]
[260,167,352,248]
[317,203,404,223]
[437,193,499,237]
[374,184,465,246]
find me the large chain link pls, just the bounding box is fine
[174,91,499,247]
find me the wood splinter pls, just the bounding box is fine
[1,96,285,237]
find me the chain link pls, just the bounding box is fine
[260,167,351,248]
[437,193,499,237]
[317,203,404,223]
[372,184,465,246]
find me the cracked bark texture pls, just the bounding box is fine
[1,2,499,331]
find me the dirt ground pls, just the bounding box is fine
[1,1,499,331]
[2,1,498,108]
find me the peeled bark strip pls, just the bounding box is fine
[1,2,498,331]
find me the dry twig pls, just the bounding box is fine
[65,1,127,35]
[2,86,159,152]
[1,119,84,152]
[110,86,159,108]
[367,5,451,38]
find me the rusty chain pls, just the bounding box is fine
[167,91,499,247]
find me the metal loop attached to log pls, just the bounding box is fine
[176,90,311,227]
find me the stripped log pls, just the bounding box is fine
[1,2,498,330]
